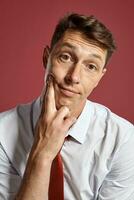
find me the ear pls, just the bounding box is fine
[43,45,50,69]
[101,68,107,77]
[94,68,107,88]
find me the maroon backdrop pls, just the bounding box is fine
[0,0,134,123]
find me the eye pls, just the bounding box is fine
[59,53,72,62]
[87,64,97,71]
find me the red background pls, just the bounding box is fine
[0,0,134,123]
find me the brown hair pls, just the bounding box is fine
[50,13,117,65]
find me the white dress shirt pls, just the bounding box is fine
[0,98,134,200]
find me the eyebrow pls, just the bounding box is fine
[60,42,76,50]
[59,42,104,62]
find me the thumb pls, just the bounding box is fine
[64,116,77,130]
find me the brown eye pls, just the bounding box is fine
[87,64,97,71]
[59,53,71,62]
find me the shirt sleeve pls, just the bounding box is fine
[98,128,134,200]
[0,143,21,200]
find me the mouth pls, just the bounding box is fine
[48,74,80,97]
[58,85,80,97]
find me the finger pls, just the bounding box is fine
[39,74,49,116]
[56,106,70,121]
[63,116,77,130]
[43,74,57,118]
[40,84,48,117]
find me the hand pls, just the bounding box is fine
[16,64,76,200]
[33,74,76,162]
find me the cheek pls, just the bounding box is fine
[82,75,100,95]
[50,62,68,83]
[51,67,63,82]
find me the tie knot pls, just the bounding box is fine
[65,135,71,141]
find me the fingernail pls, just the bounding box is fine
[46,74,52,83]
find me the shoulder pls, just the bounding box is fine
[0,102,32,134]
[0,107,18,136]
[86,101,134,167]
[87,100,134,144]
[0,101,37,175]
[0,100,37,147]
[89,100,133,129]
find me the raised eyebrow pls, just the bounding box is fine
[90,54,103,62]
[59,42,103,62]
[60,42,76,50]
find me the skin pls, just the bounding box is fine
[45,30,107,118]
[16,30,107,200]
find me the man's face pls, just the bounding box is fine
[46,30,107,111]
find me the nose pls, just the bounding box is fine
[65,63,81,84]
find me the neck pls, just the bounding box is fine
[66,99,86,119]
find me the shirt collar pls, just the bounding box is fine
[33,98,93,144]
[67,100,93,144]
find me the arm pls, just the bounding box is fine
[98,128,134,200]
[0,143,21,200]
[15,75,76,200]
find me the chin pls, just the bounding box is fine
[56,99,72,109]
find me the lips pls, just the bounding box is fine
[59,85,79,97]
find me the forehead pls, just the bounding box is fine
[53,30,107,62]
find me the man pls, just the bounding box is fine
[0,13,134,200]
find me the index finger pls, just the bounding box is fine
[41,74,57,119]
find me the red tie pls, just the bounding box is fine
[49,152,64,200]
